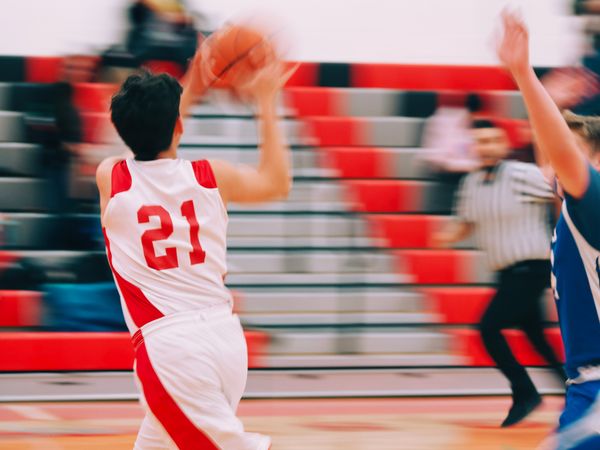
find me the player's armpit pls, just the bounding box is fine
[209,159,292,205]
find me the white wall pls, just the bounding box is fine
[0,0,586,66]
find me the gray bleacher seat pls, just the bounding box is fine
[229,215,367,238]
[265,353,460,368]
[267,328,449,355]
[227,250,396,274]
[238,288,424,313]
[487,91,528,120]
[0,143,43,176]
[0,83,11,110]
[227,272,409,286]
[238,288,437,326]
[344,89,400,117]
[0,112,25,142]
[387,148,431,179]
[0,178,48,211]
[365,117,425,147]
[0,213,58,248]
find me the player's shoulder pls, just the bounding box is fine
[96,156,132,199]
[96,156,125,179]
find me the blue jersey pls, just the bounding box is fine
[551,164,600,380]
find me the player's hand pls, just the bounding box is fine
[235,61,298,104]
[181,37,211,95]
[497,9,530,79]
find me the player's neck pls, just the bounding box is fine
[155,146,178,160]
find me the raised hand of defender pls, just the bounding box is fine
[497,10,530,78]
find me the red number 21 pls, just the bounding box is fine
[138,200,206,270]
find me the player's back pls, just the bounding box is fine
[102,158,231,334]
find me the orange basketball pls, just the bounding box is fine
[204,24,275,88]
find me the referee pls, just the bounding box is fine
[433,119,566,427]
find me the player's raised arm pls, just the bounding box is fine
[179,46,210,119]
[497,11,590,199]
[210,62,295,204]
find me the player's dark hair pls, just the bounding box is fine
[110,71,183,161]
[472,118,497,129]
[563,110,600,155]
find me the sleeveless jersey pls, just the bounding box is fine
[102,158,231,335]
[551,164,600,380]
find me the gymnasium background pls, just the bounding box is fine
[0,0,593,448]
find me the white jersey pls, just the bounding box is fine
[102,158,231,335]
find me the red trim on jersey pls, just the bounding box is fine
[136,340,219,450]
[191,160,217,189]
[103,229,163,328]
[111,160,133,198]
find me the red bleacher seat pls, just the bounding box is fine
[285,62,319,87]
[25,56,63,83]
[351,64,517,91]
[73,83,118,113]
[319,147,386,179]
[367,215,447,248]
[0,251,19,265]
[452,328,565,366]
[286,87,339,116]
[304,117,366,147]
[0,331,268,371]
[421,287,495,324]
[394,250,485,284]
[142,60,185,79]
[80,112,111,143]
[423,287,558,324]
[0,291,42,327]
[345,180,422,213]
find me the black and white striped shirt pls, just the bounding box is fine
[456,161,554,271]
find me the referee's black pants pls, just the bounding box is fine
[479,259,565,400]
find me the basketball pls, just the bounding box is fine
[204,23,275,88]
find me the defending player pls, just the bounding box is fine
[498,11,600,450]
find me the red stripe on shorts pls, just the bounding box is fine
[136,340,219,449]
[103,229,163,328]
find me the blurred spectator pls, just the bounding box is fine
[542,67,600,115]
[575,0,600,52]
[127,0,198,65]
[433,119,566,428]
[420,94,483,212]
[539,2,600,115]
[37,57,99,249]
[421,93,482,174]
[101,0,200,82]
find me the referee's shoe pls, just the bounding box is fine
[501,393,542,427]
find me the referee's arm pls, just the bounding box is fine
[431,176,474,248]
[431,220,473,249]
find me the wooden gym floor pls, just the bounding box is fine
[0,396,564,449]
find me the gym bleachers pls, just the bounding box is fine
[0,57,563,376]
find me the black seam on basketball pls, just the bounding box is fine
[214,42,262,80]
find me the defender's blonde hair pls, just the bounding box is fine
[563,110,600,155]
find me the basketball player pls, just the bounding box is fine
[498,11,600,449]
[96,48,292,448]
